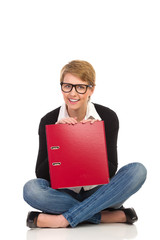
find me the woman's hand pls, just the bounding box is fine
[56,117,100,125]
[56,117,78,125]
[80,118,100,124]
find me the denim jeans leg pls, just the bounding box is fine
[62,162,147,227]
[23,178,80,214]
[23,178,101,224]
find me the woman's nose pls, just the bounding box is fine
[70,86,77,95]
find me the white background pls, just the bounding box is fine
[0,0,160,239]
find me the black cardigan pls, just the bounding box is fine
[35,103,119,181]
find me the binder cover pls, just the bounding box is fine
[46,121,110,189]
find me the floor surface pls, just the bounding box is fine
[25,221,154,240]
[26,224,138,240]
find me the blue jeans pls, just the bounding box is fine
[23,162,147,227]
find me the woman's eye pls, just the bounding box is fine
[65,84,71,88]
[77,85,85,90]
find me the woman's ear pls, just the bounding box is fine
[90,86,95,96]
[88,86,95,101]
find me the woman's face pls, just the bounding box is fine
[61,73,94,113]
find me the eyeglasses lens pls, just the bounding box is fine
[62,84,72,92]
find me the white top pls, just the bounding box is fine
[57,102,102,193]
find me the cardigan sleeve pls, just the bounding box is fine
[35,108,60,181]
[94,104,119,178]
[105,120,119,178]
[35,117,50,180]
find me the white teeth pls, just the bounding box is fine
[69,99,79,102]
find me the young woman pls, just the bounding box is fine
[23,60,147,228]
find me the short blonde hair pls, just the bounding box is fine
[60,60,96,86]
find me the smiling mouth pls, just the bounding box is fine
[69,99,80,103]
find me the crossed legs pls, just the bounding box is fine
[23,162,147,228]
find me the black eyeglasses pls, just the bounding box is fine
[60,83,93,94]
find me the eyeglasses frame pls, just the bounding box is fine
[60,82,93,94]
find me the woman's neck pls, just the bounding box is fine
[67,106,87,122]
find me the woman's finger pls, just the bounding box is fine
[80,119,100,124]
[56,117,78,125]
